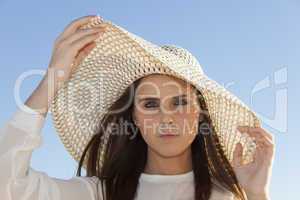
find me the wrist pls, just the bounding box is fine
[246,191,269,200]
[24,76,49,117]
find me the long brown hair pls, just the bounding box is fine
[76,76,246,200]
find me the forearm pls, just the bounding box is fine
[24,70,59,118]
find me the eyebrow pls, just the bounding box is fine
[137,94,187,102]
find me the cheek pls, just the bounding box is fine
[136,114,160,135]
[176,110,200,137]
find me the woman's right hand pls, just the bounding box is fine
[24,15,106,116]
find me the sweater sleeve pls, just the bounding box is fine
[0,105,98,200]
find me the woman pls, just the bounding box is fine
[0,15,274,200]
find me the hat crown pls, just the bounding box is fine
[160,45,204,74]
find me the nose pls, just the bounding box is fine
[159,114,178,135]
[158,108,179,135]
[161,113,174,125]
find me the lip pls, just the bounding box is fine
[158,126,179,137]
[159,132,179,137]
[160,134,178,137]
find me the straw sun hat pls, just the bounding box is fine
[49,16,261,171]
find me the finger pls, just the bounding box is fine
[56,15,101,45]
[243,130,274,147]
[237,126,274,140]
[62,26,105,45]
[69,41,96,75]
[69,32,103,56]
[73,42,96,66]
[232,142,243,167]
[250,144,261,166]
[239,126,274,142]
[252,135,274,148]
[237,126,274,145]
[252,127,274,142]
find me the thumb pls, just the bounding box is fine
[232,142,243,167]
[74,42,96,66]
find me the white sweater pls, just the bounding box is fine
[0,106,235,200]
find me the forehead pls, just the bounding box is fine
[135,74,197,97]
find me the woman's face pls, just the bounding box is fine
[132,74,203,157]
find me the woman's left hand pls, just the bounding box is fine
[232,126,275,200]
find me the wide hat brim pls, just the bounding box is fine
[49,16,261,171]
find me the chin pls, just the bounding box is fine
[154,147,187,158]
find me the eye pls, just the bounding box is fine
[174,99,187,106]
[144,101,159,108]
[143,99,187,109]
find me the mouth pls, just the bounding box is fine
[158,127,179,137]
[159,134,179,138]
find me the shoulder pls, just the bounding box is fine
[74,176,105,200]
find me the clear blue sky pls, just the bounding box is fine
[0,1,298,199]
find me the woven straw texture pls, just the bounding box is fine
[49,16,261,171]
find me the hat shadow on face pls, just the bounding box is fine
[131,73,206,126]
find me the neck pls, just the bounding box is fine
[143,147,193,175]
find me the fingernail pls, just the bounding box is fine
[97,32,104,36]
[95,15,104,22]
